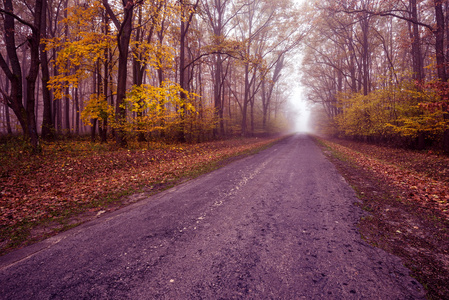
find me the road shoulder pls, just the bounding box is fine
[315,136,449,300]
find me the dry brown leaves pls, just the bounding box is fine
[321,139,449,219]
[0,138,278,230]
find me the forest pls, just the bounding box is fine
[1,0,449,152]
[303,0,449,152]
[0,0,306,151]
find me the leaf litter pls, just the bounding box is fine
[0,137,280,255]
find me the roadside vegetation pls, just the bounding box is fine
[0,136,282,256]
[316,137,449,300]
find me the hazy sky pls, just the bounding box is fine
[288,0,310,132]
[290,86,310,132]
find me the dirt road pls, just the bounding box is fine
[0,135,425,299]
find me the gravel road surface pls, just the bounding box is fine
[0,135,425,299]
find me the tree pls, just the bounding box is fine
[103,0,136,146]
[40,0,55,140]
[178,0,200,141]
[0,0,43,151]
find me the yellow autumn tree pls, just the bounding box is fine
[121,81,197,138]
[386,80,449,141]
[46,0,112,101]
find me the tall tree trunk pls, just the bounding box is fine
[56,98,62,134]
[75,86,79,135]
[101,51,109,143]
[21,47,28,111]
[117,2,133,147]
[197,63,204,141]
[410,0,424,81]
[26,0,43,151]
[250,97,254,135]
[446,1,449,78]
[434,0,447,82]
[361,14,370,96]
[96,60,106,142]
[262,80,268,131]
[40,0,54,140]
[98,38,109,144]
[64,86,70,134]
[64,0,70,135]
[157,28,166,137]
[1,77,12,134]
[178,1,188,143]
[213,53,223,137]
[35,71,40,126]
[4,102,12,134]
[51,48,62,134]
[434,0,449,153]
[91,66,98,142]
[177,0,199,142]
[242,63,250,136]
[133,6,146,142]
[348,34,357,93]
[227,69,232,135]
[54,51,62,134]
[103,0,135,147]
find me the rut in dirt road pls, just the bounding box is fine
[0,134,425,299]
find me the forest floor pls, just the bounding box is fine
[316,137,449,300]
[0,136,282,256]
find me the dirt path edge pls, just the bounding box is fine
[314,136,449,300]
